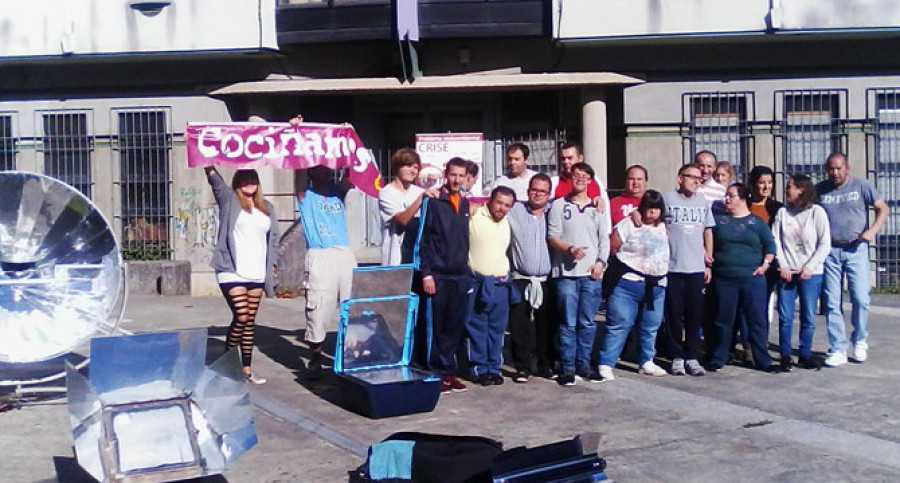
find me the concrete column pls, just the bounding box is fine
[581,87,608,185]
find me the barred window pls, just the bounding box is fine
[0,113,16,170]
[683,92,754,178]
[114,109,172,261]
[40,111,93,197]
[775,90,847,180]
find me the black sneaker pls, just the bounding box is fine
[513,371,530,383]
[473,374,494,386]
[763,364,782,374]
[797,356,822,370]
[489,373,504,386]
[535,366,555,379]
[575,368,604,383]
[307,352,323,379]
[557,372,576,386]
[780,355,793,373]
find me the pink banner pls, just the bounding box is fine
[186,122,383,197]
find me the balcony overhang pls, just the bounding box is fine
[210,72,644,97]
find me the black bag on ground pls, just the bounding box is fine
[350,432,503,483]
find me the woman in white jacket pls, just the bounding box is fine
[772,173,831,371]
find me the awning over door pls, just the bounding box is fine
[210,71,644,96]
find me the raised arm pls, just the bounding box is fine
[380,190,425,227]
[204,166,232,206]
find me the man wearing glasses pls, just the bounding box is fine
[507,173,557,382]
[548,163,610,386]
[661,164,716,376]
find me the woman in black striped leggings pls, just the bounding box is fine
[205,165,279,384]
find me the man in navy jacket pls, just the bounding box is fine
[415,157,471,393]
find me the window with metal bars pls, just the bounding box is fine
[114,109,172,261]
[40,111,93,197]
[499,129,568,177]
[867,89,900,286]
[0,114,16,170]
[683,92,754,178]
[775,90,847,181]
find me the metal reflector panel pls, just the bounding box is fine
[0,171,124,368]
[66,329,257,482]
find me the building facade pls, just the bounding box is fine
[4,0,900,292]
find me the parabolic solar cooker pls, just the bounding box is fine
[0,171,125,382]
[0,172,256,482]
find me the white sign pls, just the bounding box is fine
[415,133,484,194]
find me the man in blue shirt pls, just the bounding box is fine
[817,153,889,367]
[297,165,357,378]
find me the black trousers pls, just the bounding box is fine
[507,279,558,373]
[414,276,471,375]
[664,272,706,360]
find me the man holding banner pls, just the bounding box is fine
[297,164,357,378]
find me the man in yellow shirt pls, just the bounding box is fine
[465,186,516,386]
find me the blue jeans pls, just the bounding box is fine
[556,277,602,373]
[465,273,511,377]
[600,279,666,367]
[777,274,823,358]
[709,275,772,369]
[822,244,870,353]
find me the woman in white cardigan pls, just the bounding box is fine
[772,173,831,371]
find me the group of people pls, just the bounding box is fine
[381,143,888,393]
[201,119,888,392]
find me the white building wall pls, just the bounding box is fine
[0,0,277,58]
[554,0,900,41]
[554,0,770,40]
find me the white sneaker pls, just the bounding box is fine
[850,341,868,363]
[598,365,615,381]
[671,358,686,376]
[245,373,267,385]
[639,361,667,377]
[824,351,848,367]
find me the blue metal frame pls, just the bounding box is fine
[334,293,419,374]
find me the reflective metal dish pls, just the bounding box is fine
[0,171,124,381]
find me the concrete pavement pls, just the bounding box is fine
[2,293,900,482]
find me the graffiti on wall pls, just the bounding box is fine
[175,187,218,248]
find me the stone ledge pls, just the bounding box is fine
[126,260,192,296]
